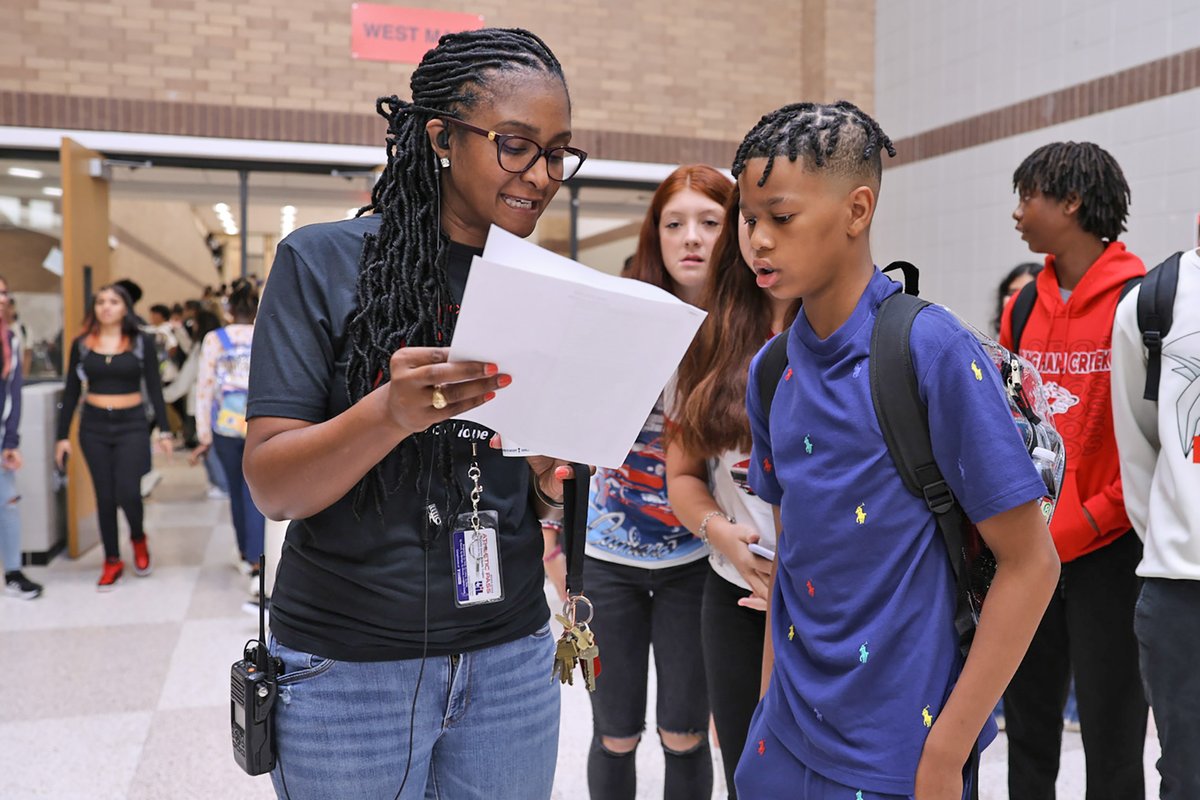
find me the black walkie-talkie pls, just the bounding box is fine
[231,556,281,776]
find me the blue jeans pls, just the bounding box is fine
[0,468,21,572]
[269,624,560,799]
[1135,577,1200,799]
[212,434,263,563]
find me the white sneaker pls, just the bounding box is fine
[206,485,227,500]
[242,596,269,616]
[140,470,163,498]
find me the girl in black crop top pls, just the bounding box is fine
[55,284,173,590]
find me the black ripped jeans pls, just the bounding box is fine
[584,555,713,800]
[78,405,151,559]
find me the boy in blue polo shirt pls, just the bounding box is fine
[731,101,1062,800]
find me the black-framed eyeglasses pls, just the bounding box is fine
[442,117,587,182]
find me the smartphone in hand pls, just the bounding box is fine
[747,542,775,561]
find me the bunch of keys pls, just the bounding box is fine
[552,594,602,692]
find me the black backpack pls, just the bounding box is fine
[756,263,1065,660]
[1009,252,1181,401]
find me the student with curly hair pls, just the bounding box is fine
[1000,140,1149,800]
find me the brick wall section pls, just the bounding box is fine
[0,0,876,163]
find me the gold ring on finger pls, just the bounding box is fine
[431,386,448,410]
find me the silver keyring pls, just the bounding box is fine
[562,594,594,626]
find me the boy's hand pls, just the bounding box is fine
[914,740,965,800]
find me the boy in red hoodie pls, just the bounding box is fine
[1000,141,1148,800]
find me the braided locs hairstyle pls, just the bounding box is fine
[345,28,566,517]
[1012,141,1130,242]
[731,100,896,185]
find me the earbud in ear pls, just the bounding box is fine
[437,130,450,149]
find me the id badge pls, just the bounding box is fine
[451,510,504,607]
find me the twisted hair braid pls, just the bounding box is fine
[1012,141,1130,241]
[732,100,896,186]
[345,27,566,517]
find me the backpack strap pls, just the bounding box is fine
[756,333,790,423]
[869,292,976,657]
[1136,252,1181,402]
[215,327,233,351]
[1009,280,1039,354]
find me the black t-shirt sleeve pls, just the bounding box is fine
[56,337,83,440]
[247,239,339,423]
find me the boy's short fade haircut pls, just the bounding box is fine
[1012,141,1130,242]
[731,100,896,187]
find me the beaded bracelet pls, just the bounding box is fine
[697,510,735,545]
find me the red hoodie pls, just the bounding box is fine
[1000,242,1146,563]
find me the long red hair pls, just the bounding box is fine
[673,186,800,458]
[625,164,734,297]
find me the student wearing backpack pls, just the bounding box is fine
[666,185,799,798]
[1000,141,1149,800]
[55,284,174,590]
[731,101,1060,800]
[1111,248,1199,799]
[192,280,263,586]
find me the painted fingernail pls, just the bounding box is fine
[555,466,570,479]
[484,392,496,402]
[484,363,499,376]
[497,375,512,388]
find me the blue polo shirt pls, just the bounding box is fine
[746,269,1046,794]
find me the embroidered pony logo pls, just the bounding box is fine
[788,625,795,641]
[855,503,867,525]
[804,435,813,455]
[922,705,933,728]
[757,739,765,756]
[859,642,870,664]
[971,360,983,381]
[784,368,793,382]
[806,580,815,596]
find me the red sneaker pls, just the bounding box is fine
[132,537,152,576]
[97,558,124,591]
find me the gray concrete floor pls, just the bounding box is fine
[0,458,1160,798]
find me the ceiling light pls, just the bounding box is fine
[7,167,44,179]
[213,202,230,213]
[281,205,296,215]
[42,186,63,197]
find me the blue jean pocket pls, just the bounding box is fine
[272,640,336,686]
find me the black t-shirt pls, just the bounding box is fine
[248,215,548,661]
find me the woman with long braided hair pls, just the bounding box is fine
[243,28,586,798]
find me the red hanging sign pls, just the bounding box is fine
[351,4,484,64]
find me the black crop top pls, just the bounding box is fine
[56,331,170,440]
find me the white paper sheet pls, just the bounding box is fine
[448,225,707,469]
